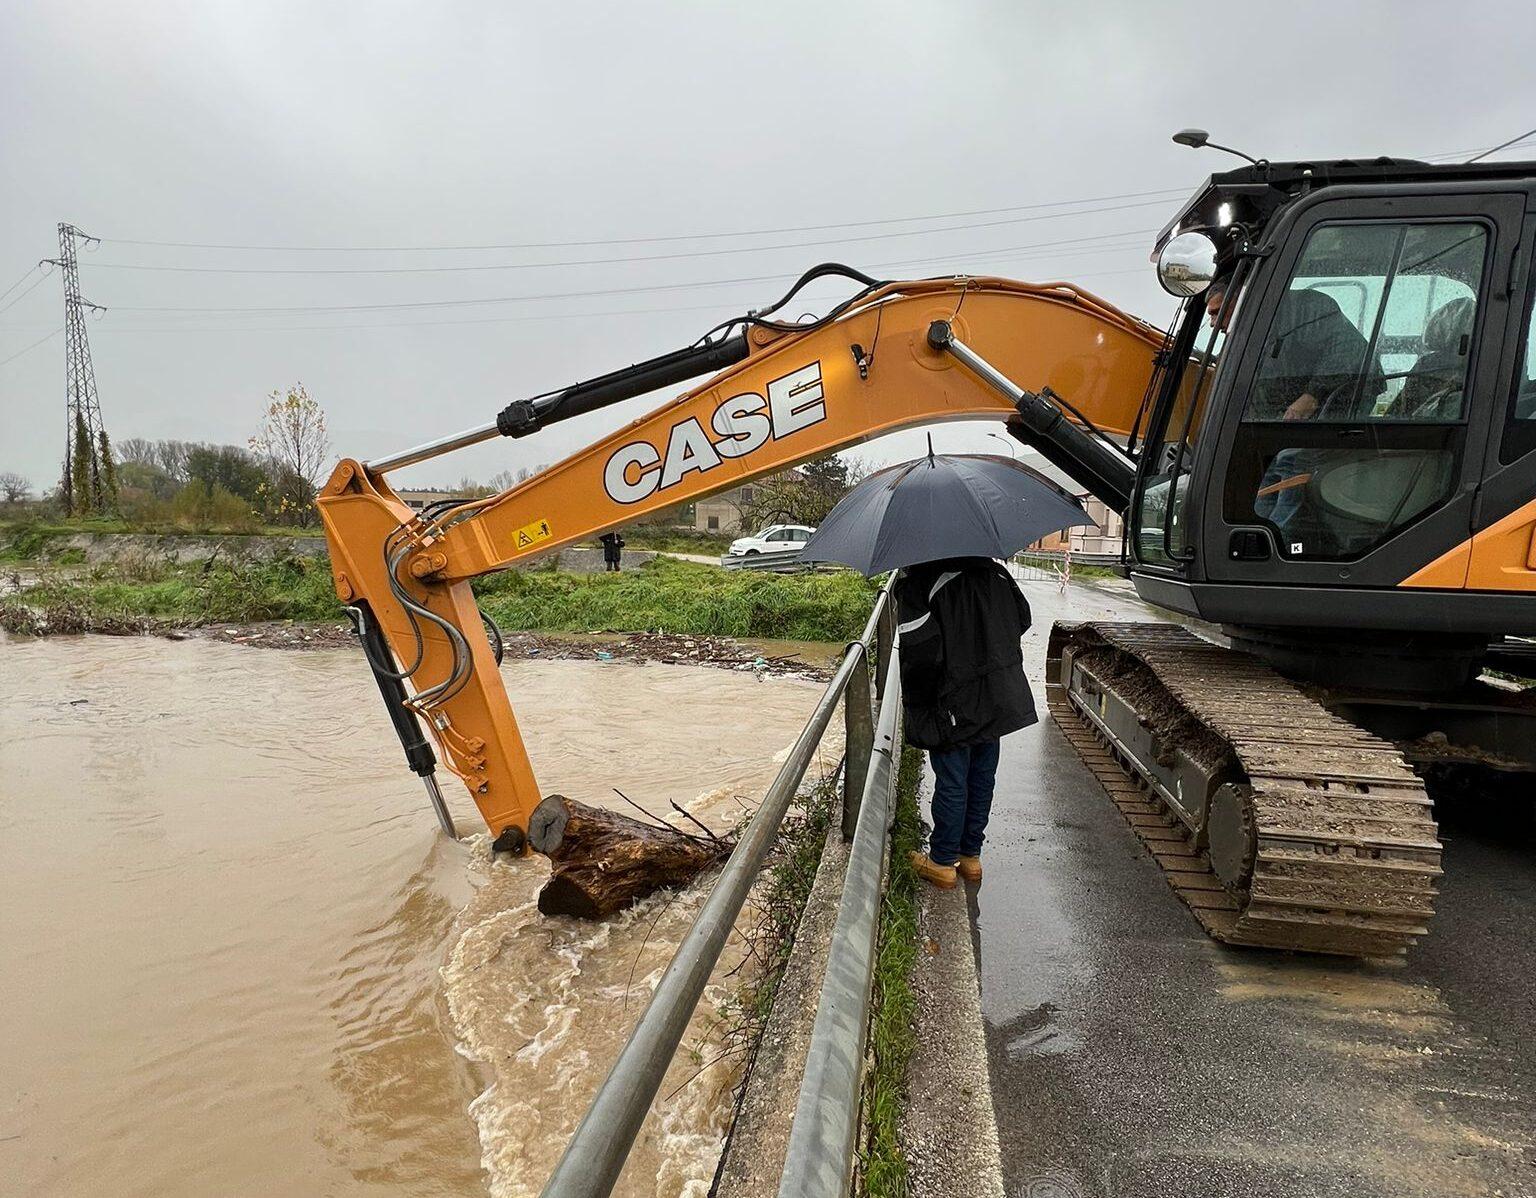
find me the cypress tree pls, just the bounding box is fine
[71,413,94,517]
[97,429,119,514]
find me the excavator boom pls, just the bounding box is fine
[317,274,1162,847]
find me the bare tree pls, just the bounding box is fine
[842,453,877,487]
[487,465,541,491]
[738,454,858,529]
[250,384,331,525]
[116,437,157,468]
[453,475,497,498]
[155,440,194,482]
[0,472,30,504]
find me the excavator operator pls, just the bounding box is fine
[1208,276,1383,531]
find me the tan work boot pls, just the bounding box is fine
[909,851,958,890]
[955,855,983,883]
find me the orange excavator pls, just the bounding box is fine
[320,153,1536,957]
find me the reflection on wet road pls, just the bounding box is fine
[972,578,1535,1197]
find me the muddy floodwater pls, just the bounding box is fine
[0,633,835,1197]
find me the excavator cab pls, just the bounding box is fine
[1126,158,1536,679]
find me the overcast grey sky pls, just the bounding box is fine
[2,0,1533,493]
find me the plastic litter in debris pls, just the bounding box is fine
[595,650,615,662]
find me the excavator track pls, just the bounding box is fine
[1047,621,1443,957]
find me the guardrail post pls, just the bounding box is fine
[841,650,873,842]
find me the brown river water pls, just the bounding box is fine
[0,632,835,1198]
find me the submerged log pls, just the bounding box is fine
[528,794,730,919]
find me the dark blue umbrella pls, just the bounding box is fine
[801,450,1094,576]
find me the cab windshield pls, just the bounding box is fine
[1134,265,1247,565]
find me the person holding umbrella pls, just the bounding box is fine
[599,530,625,572]
[800,439,1092,888]
[896,555,1034,887]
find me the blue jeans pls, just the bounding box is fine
[1255,448,1318,533]
[928,740,1001,866]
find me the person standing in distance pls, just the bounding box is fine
[897,556,1036,888]
[600,530,625,572]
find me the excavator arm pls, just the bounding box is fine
[317,271,1162,847]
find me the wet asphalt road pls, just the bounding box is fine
[965,575,1535,1198]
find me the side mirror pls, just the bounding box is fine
[1157,231,1220,297]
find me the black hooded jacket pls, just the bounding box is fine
[895,557,1036,752]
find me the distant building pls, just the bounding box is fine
[1032,493,1124,558]
[633,469,810,534]
[693,482,758,533]
[1017,452,1123,560]
[394,487,470,512]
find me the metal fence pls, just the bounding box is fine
[540,575,904,1198]
[719,548,812,572]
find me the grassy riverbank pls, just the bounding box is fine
[612,528,733,556]
[475,557,874,642]
[0,518,323,557]
[1,555,340,632]
[2,553,874,642]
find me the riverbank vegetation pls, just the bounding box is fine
[0,386,332,533]
[475,557,874,642]
[1,554,340,633]
[609,528,733,556]
[2,552,874,643]
[861,745,923,1195]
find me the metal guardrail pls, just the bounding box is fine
[540,574,902,1198]
[778,645,902,1198]
[719,548,810,571]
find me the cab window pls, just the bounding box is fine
[1244,221,1486,423]
[1224,219,1489,561]
[1503,275,1536,463]
[1134,269,1245,565]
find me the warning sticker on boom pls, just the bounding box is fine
[514,517,553,549]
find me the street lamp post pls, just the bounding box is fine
[987,432,1020,459]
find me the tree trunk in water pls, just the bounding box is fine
[528,795,730,919]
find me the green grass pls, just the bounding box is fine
[2,552,873,642]
[0,523,62,562]
[0,555,339,633]
[861,745,923,1197]
[475,556,874,642]
[615,528,734,556]
[1067,563,1121,581]
[0,518,323,561]
[713,773,839,1097]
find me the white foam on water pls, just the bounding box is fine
[442,850,749,1198]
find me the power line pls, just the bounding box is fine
[88,266,1158,337]
[1467,127,1536,164]
[0,326,61,368]
[75,240,1159,334]
[85,199,1174,277]
[84,133,1536,261]
[0,264,43,306]
[100,228,1157,317]
[95,187,1192,254]
[0,269,52,316]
